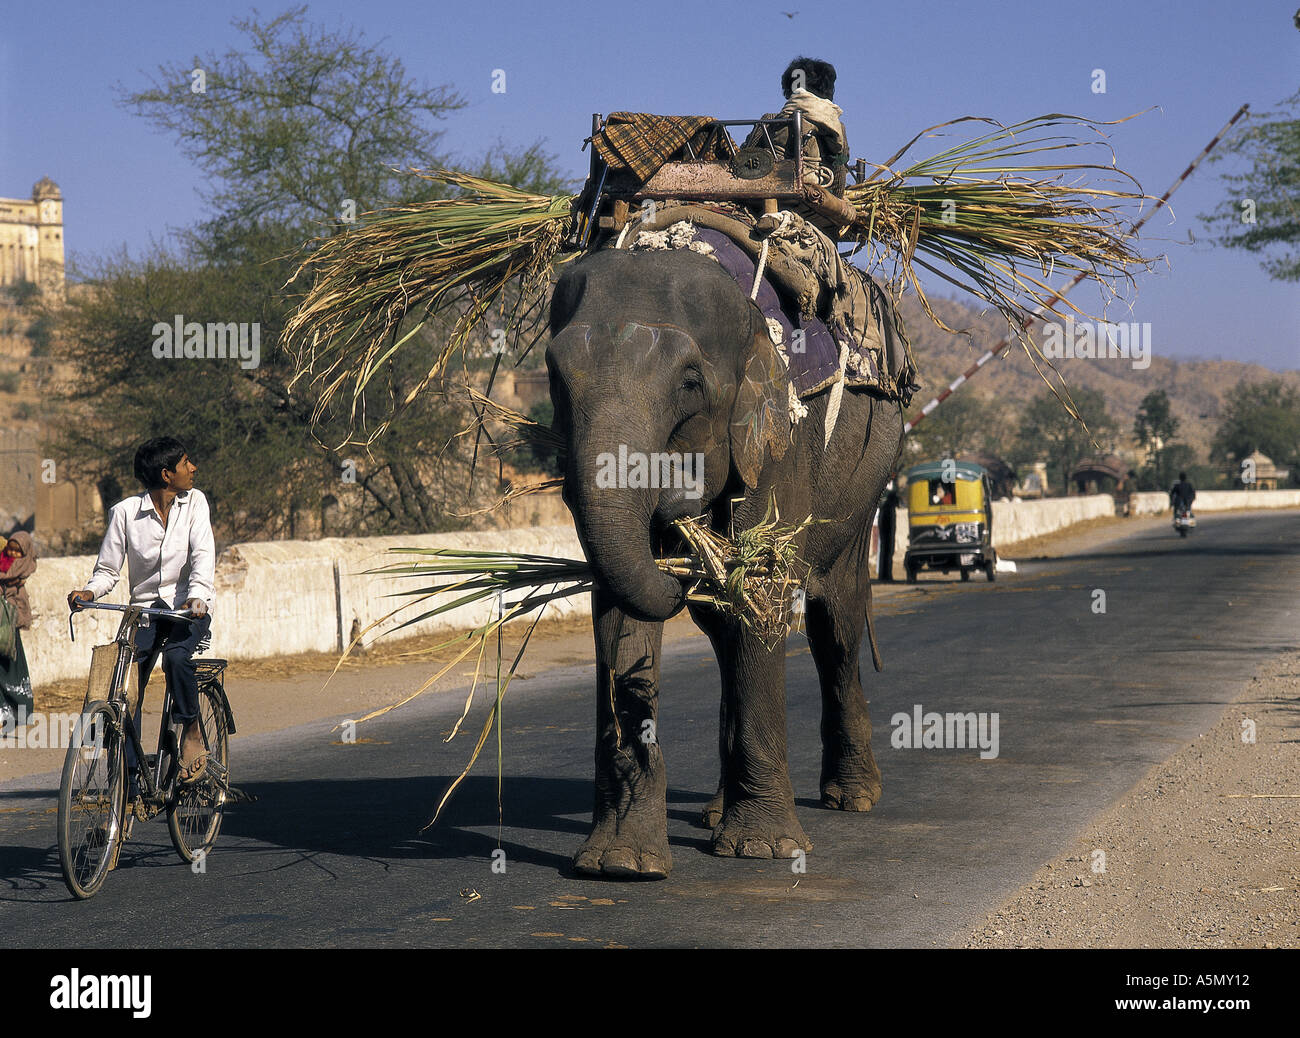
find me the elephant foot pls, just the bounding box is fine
[711,797,811,859]
[699,788,724,829]
[820,777,882,812]
[573,779,671,880]
[575,739,672,879]
[821,741,883,812]
[573,826,672,880]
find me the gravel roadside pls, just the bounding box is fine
[964,647,1300,948]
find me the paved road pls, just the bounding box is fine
[2,510,1296,947]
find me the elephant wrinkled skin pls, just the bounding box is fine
[545,247,904,879]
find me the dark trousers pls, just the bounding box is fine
[134,602,212,725]
[878,514,896,581]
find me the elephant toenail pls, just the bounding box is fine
[601,847,639,874]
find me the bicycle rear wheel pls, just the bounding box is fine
[57,701,126,899]
[167,679,230,862]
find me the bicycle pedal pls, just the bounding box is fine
[109,818,133,870]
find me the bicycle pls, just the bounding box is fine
[57,601,238,899]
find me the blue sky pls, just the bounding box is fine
[3,0,1297,370]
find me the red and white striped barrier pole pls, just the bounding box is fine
[904,103,1250,434]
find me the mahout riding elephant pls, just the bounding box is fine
[545,245,904,878]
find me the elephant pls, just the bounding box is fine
[545,243,905,879]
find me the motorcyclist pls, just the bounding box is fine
[1169,472,1196,513]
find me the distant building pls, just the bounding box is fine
[0,179,98,549]
[0,177,65,297]
[0,428,101,547]
[1237,449,1286,490]
[1070,454,1134,496]
[1070,453,1135,513]
[957,451,1017,499]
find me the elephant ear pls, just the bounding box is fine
[729,325,793,488]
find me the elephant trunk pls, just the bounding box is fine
[567,428,687,623]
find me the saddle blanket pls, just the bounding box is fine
[621,216,916,404]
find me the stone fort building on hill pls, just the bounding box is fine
[1,177,94,549]
[0,177,65,295]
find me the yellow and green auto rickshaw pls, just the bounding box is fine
[902,460,997,583]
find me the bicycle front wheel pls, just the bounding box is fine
[167,679,230,862]
[57,701,126,900]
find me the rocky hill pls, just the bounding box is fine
[897,293,1300,464]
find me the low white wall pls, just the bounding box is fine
[1128,489,1300,516]
[25,526,588,686]
[990,494,1115,546]
[879,494,1116,572]
[24,557,131,690]
[24,491,1176,688]
[330,527,590,652]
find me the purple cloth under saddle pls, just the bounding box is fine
[693,227,880,397]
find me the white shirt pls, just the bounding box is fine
[84,489,216,611]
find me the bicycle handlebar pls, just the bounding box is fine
[67,600,199,642]
[70,601,196,621]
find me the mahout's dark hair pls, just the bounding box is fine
[1178,472,1187,481]
[134,437,189,490]
[782,57,837,101]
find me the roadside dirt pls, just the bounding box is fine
[964,648,1300,948]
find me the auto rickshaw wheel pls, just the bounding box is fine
[960,567,970,582]
[905,562,917,584]
[985,560,996,582]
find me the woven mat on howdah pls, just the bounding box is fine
[591,113,737,182]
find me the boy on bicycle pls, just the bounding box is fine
[68,437,215,784]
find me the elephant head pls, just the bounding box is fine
[546,248,793,622]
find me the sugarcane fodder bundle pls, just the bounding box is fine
[284,113,1155,443]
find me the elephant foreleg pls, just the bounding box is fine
[702,615,810,859]
[573,589,671,879]
[700,689,726,830]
